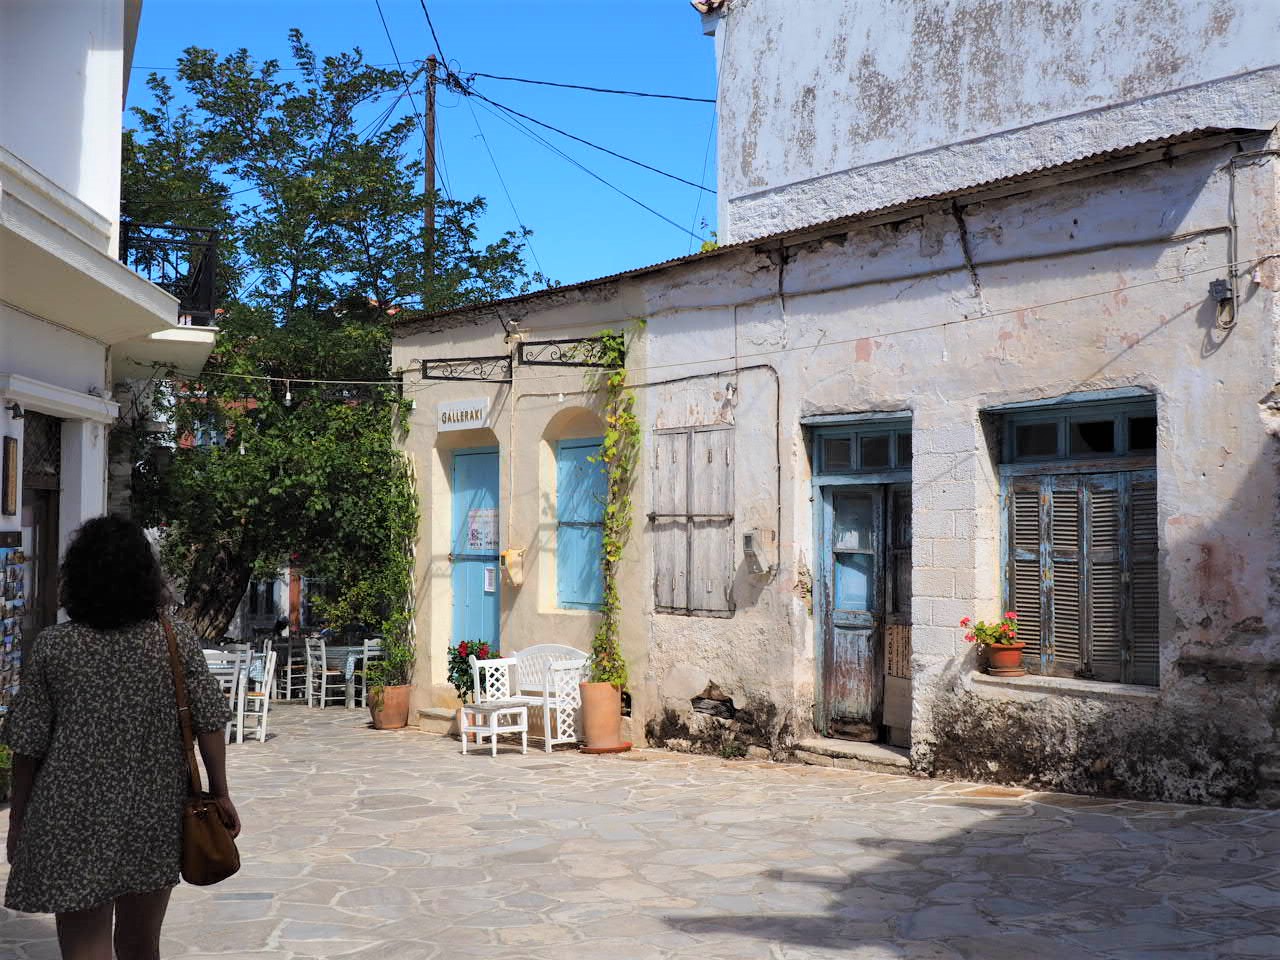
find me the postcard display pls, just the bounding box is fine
[0,545,24,713]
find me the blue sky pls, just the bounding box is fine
[128,0,719,288]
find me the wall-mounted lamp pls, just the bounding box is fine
[6,402,23,420]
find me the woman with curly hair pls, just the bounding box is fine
[1,515,240,960]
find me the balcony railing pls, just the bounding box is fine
[119,221,219,326]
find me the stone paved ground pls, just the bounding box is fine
[2,705,1279,960]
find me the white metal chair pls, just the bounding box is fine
[243,649,277,742]
[304,635,345,708]
[460,655,528,756]
[203,646,249,744]
[354,637,384,708]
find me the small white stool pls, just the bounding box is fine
[460,700,529,756]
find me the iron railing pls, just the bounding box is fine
[119,221,219,325]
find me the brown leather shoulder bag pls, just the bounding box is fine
[162,617,241,885]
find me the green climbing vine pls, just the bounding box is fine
[585,326,641,689]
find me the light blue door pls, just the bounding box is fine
[451,448,500,651]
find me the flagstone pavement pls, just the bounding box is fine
[2,705,1279,959]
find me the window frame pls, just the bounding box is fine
[650,424,735,617]
[1003,398,1156,467]
[812,420,912,482]
[998,398,1158,686]
[555,436,606,611]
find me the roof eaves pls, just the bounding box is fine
[393,126,1253,330]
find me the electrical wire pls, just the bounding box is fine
[687,8,730,253]
[470,95,703,241]
[464,84,713,194]
[156,251,1277,389]
[466,100,546,279]
[466,72,715,104]
[135,59,715,104]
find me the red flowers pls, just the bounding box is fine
[959,612,1020,646]
[457,641,469,657]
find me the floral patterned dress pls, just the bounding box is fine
[1,619,230,914]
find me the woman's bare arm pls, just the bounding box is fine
[195,731,241,837]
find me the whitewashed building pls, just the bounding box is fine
[393,0,1280,805]
[0,1,214,642]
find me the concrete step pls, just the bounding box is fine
[794,736,912,774]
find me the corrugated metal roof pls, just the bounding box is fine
[393,127,1252,329]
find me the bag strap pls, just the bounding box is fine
[162,616,204,800]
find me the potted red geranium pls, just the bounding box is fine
[961,612,1024,677]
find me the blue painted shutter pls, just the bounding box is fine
[557,439,606,609]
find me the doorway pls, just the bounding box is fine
[21,411,62,644]
[450,447,500,651]
[811,420,913,746]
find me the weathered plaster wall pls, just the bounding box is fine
[711,0,1280,241]
[394,135,1280,803]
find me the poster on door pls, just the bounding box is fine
[466,508,498,552]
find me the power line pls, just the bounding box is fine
[467,72,715,104]
[687,7,730,253]
[470,96,703,241]
[463,83,714,194]
[466,101,546,279]
[417,0,449,65]
[134,59,715,104]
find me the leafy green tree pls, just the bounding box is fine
[125,32,542,640]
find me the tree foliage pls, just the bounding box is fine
[124,32,542,640]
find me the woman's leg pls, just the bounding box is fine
[54,902,113,960]
[112,886,174,960]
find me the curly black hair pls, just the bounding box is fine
[60,515,169,629]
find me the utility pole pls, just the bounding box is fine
[424,55,437,281]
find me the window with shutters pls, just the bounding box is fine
[650,426,734,616]
[556,437,606,609]
[1000,399,1158,685]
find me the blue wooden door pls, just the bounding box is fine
[821,486,884,740]
[451,448,500,650]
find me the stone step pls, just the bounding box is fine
[794,736,912,774]
[417,707,458,736]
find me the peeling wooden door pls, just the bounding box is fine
[822,487,884,740]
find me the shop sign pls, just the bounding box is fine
[438,398,489,432]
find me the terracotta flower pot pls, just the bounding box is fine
[985,642,1027,677]
[579,682,631,753]
[369,684,411,729]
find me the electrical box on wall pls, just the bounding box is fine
[500,548,524,587]
[742,528,777,576]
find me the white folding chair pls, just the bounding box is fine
[203,646,248,744]
[243,649,277,742]
[304,635,345,708]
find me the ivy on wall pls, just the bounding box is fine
[583,327,641,689]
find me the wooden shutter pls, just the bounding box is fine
[652,432,689,611]
[1008,482,1043,660]
[1048,478,1083,673]
[1128,475,1159,683]
[1084,477,1123,680]
[688,428,733,614]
